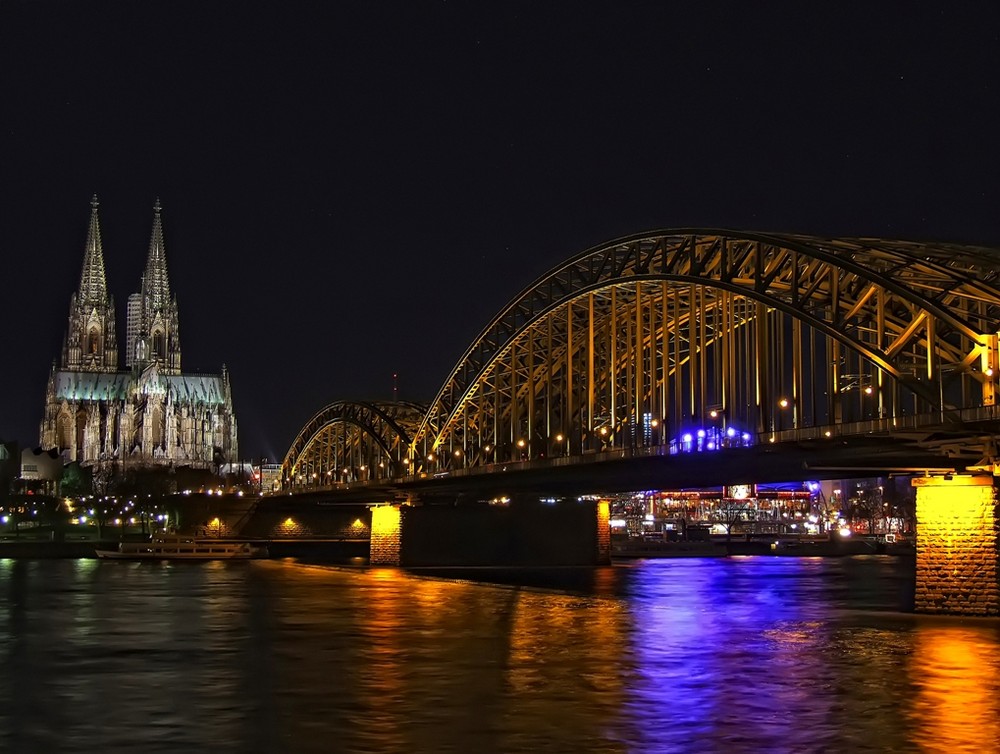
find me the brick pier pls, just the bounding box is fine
[913,474,999,616]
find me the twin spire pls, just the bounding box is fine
[77,194,109,309]
[141,198,172,312]
[65,196,181,373]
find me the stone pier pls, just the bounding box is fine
[913,474,999,616]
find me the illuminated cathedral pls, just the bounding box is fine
[39,196,238,469]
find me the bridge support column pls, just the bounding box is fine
[596,499,611,565]
[370,504,402,566]
[913,474,999,616]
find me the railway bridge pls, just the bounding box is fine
[274,230,1000,615]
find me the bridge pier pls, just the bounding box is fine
[913,474,999,616]
[370,504,403,566]
[368,499,611,567]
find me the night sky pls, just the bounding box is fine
[2,2,998,462]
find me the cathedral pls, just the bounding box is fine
[39,196,239,469]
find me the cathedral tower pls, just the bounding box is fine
[62,195,118,372]
[41,196,237,468]
[130,199,182,373]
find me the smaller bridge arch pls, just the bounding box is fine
[281,401,426,489]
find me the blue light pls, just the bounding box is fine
[726,427,737,438]
[696,429,706,438]
[682,433,693,443]
[742,432,751,441]
[707,442,716,450]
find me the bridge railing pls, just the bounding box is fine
[274,404,1000,494]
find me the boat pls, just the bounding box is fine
[95,535,268,560]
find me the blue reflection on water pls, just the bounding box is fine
[0,555,997,753]
[625,558,837,752]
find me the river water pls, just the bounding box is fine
[0,555,997,753]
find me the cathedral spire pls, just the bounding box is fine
[131,198,181,373]
[78,194,109,307]
[61,195,118,372]
[141,197,172,310]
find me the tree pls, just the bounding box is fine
[60,463,93,498]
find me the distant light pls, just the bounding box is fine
[779,398,789,408]
[709,409,719,419]
[650,419,659,428]
[741,432,751,441]
[696,429,706,438]
[599,427,608,436]
[726,427,736,438]
[706,442,715,450]
[682,433,692,443]
[516,439,525,448]
[839,527,852,537]
[824,430,832,437]
[555,433,564,441]
[864,386,874,395]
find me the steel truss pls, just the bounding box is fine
[408,230,1000,472]
[281,400,426,487]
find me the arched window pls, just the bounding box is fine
[76,409,88,458]
[152,331,165,359]
[88,328,100,354]
[151,405,164,448]
[57,414,73,450]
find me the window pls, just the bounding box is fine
[152,331,165,359]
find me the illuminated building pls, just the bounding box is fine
[39,196,238,469]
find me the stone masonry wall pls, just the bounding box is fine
[370,505,402,566]
[914,476,999,616]
[596,500,611,565]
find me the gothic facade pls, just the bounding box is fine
[40,197,239,469]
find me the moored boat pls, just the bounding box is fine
[95,536,267,560]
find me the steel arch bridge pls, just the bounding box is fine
[281,400,426,486]
[282,229,1000,488]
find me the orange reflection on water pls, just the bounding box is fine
[909,626,1000,753]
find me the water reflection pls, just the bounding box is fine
[0,557,997,753]
[910,627,1000,752]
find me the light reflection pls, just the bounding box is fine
[910,627,1000,751]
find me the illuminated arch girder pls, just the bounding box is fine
[282,401,426,486]
[412,231,1000,470]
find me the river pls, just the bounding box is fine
[0,555,997,753]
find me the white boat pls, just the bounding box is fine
[95,536,268,560]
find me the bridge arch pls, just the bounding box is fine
[281,400,427,488]
[410,230,1000,470]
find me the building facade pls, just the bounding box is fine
[40,196,238,469]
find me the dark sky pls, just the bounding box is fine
[2,2,998,462]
